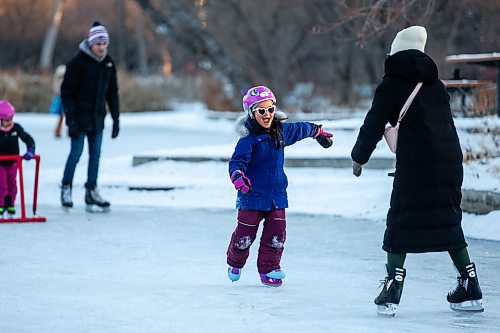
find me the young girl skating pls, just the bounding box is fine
[226,85,333,287]
[0,100,36,217]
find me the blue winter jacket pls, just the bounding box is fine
[229,116,317,211]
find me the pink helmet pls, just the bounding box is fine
[0,100,15,119]
[242,86,276,116]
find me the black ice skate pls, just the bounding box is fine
[447,263,484,313]
[4,196,15,217]
[6,206,15,217]
[85,187,110,213]
[374,266,406,317]
[61,184,73,208]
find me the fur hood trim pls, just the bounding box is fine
[234,111,287,137]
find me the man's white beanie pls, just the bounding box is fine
[389,26,427,56]
[88,21,110,47]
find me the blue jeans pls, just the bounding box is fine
[62,130,103,189]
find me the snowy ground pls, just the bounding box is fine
[1,103,499,332]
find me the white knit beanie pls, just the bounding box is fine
[88,21,110,47]
[389,26,427,56]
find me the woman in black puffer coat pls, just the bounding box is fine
[351,26,483,315]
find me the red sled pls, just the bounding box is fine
[0,155,46,223]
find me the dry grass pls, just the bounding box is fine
[463,121,500,163]
[0,70,207,113]
[0,72,52,113]
[201,75,236,112]
[119,72,172,112]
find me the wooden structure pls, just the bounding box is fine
[441,80,493,116]
[446,53,500,116]
[441,80,493,88]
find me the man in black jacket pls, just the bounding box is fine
[60,21,120,211]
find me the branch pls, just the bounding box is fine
[134,0,252,99]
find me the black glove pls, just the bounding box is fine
[352,161,362,177]
[111,122,119,139]
[313,125,333,149]
[68,121,80,139]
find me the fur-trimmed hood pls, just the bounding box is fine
[234,111,288,137]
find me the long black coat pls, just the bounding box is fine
[351,50,467,253]
[61,41,119,133]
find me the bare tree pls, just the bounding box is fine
[2,0,499,111]
[115,0,128,67]
[40,0,64,71]
[133,0,252,102]
[311,0,435,42]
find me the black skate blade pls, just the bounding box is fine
[377,303,398,317]
[450,300,484,313]
[61,204,73,210]
[85,204,111,213]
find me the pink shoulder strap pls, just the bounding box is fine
[395,82,423,128]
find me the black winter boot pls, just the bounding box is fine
[374,266,406,317]
[447,263,484,312]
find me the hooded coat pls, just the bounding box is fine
[61,41,119,133]
[351,50,466,253]
[229,115,317,211]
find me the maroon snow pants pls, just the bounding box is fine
[226,208,286,274]
[0,163,18,206]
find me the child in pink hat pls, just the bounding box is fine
[0,100,36,217]
[226,86,333,287]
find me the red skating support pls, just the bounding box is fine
[0,155,46,223]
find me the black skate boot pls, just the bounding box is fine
[6,206,15,217]
[61,184,73,208]
[374,266,406,317]
[447,263,483,312]
[4,196,15,217]
[85,187,110,212]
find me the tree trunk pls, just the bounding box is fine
[39,0,64,71]
[136,15,148,76]
[116,0,128,68]
[134,0,251,105]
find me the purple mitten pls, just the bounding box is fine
[23,147,35,160]
[231,170,251,194]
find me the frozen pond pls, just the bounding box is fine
[0,206,498,332]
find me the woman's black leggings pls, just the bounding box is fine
[387,247,471,274]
